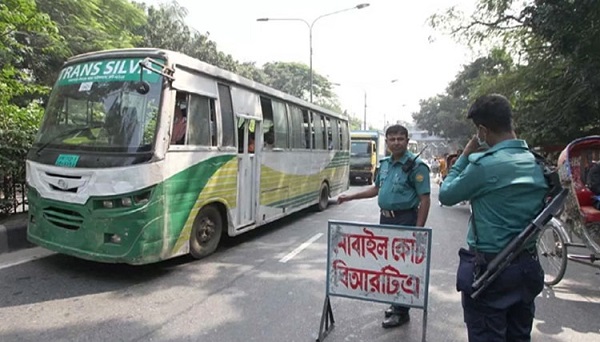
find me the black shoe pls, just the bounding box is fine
[382,313,410,329]
[384,306,408,318]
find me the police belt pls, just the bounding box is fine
[468,246,538,264]
[380,208,418,218]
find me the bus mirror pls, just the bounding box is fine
[135,81,150,95]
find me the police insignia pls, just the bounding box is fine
[416,174,424,182]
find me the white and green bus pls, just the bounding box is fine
[26,48,350,264]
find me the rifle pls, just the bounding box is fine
[470,187,568,299]
[401,144,428,173]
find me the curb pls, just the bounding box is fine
[0,213,32,254]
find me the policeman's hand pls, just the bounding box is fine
[337,193,351,204]
[463,135,480,157]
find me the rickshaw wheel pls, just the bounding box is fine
[537,220,567,286]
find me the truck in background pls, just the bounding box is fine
[349,130,387,184]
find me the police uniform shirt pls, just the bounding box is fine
[439,139,548,253]
[375,151,431,211]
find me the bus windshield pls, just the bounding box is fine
[34,58,163,153]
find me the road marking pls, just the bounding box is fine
[0,248,55,270]
[279,233,323,263]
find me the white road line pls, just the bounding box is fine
[0,248,55,270]
[279,233,324,263]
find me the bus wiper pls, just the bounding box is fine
[35,126,97,156]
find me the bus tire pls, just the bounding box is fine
[317,182,330,211]
[189,205,223,259]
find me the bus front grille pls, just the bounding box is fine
[43,207,84,230]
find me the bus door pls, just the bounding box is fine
[237,116,261,227]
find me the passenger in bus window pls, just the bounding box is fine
[264,130,274,149]
[248,134,256,153]
[171,105,187,145]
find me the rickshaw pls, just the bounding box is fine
[537,136,600,285]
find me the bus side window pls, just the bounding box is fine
[260,96,274,149]
[187,93,215,146]
[272,100,288,149]
[330,119,339,150]
[337,120,344,150]
[218,84,236,147]
[289,105,304,149]
[302,110,311,149]
[313,113,324,150]
[171,92,189,145]
[324,116,332,150]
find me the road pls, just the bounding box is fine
[0,184,599,342]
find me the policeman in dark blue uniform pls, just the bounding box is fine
[439,94,547,341]
[338,124,431,328]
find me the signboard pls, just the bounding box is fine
[326,220,431,307]
[317,220,432,342]
[56,58,164,86]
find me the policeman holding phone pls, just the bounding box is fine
[337,124,431,328]
[439,94,547,341]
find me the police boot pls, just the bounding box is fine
[384,305,395,318]
[382,312,410,329]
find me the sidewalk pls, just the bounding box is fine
[0,212,31,254]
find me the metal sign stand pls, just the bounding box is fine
[316,220,432,342]
[316,295,335,342]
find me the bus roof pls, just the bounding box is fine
[63,48,346,121]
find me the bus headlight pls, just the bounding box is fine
[121,197,133,207]
[133,190,151,205]
[94,187,153,210]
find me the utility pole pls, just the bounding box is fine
[363,91,367,130]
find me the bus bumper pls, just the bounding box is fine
[26,187,170,265]
[349,170,374,181]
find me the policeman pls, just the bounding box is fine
[337,124,431,329]
[439,94,547,341]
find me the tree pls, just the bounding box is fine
[0,0,61,213]
[136,1,254,75]
[261,62,335,102]
[33,0,146,88]
[347,113,362,130]
[413,49,513,143]
[430,0,600,146]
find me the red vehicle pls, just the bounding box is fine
[537,136,600,285]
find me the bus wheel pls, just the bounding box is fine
[190,205,223,259]
[317,182,329,211]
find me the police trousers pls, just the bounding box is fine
[380,208,418,315]
[460,252,544,342]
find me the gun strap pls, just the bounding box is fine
[470,209,487,269]
[471,208,479,251]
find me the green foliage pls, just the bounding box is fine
[0,0,344,216]
[348,114,362,130]
[0,0,59,184]
[261,62,335,103]
[428,0,600,147]
[413,49,513,144]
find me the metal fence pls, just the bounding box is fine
[0,174,28,218]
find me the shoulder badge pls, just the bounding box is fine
[415,174,425,183]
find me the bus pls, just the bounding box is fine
[349,130,386,184]
[26,48,350,265]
